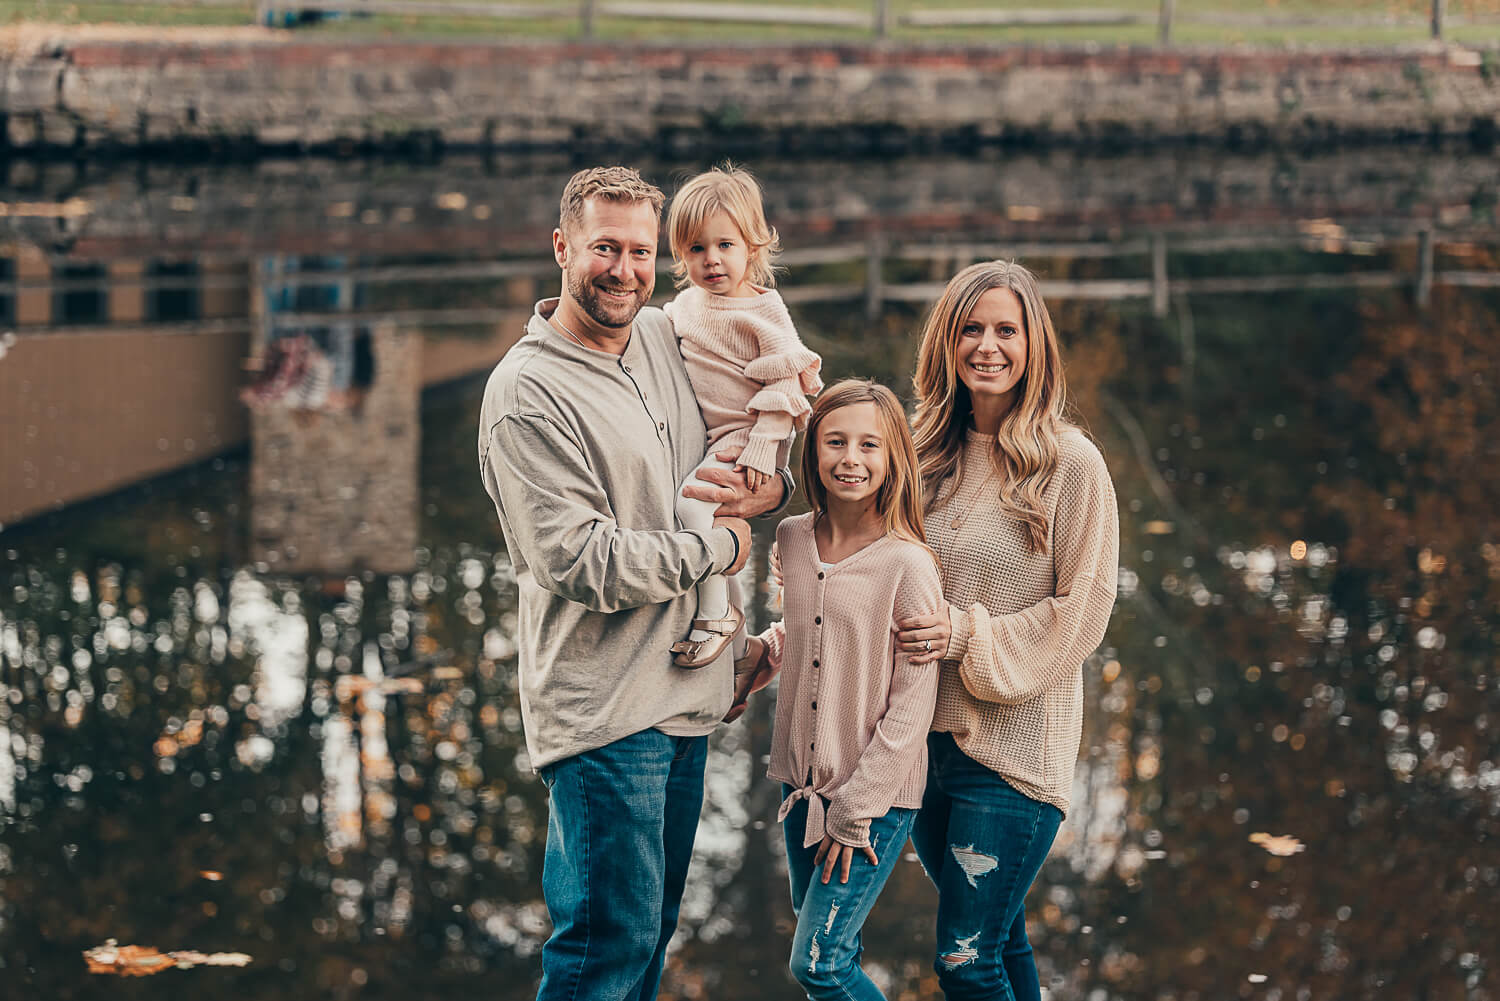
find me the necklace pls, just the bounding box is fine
[940,465,1000,532]
[552,313,590,350]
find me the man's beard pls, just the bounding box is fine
[566,269,647,330]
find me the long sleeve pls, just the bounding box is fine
[736,411,794,477]
[946,447,1120,705]
[758,620,788,672]
[485,412,736,613]
[823,561,944,847]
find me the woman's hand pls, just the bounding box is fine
[896,601,952,664]
[813,833,879,884]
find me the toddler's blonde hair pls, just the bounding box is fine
[668,163,780,290]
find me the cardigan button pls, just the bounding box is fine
[817,572,824,580]
[812,659,819,668]
[811,700,817,710]
[814,616,821,625]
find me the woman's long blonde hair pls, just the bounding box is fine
[803,380,935,564]
[911,260,1069,554]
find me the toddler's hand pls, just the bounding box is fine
[738,465,770,492]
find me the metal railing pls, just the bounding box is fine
[246,0,1492,42]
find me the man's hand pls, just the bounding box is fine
[714,516,752,575]
[685,449,785,519]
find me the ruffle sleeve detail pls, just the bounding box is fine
[743,348,824,397]
[746,386,813,423]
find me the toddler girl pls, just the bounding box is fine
[664,165,823,668]
[735,379,943,1001]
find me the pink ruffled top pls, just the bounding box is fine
[664,286,823,476]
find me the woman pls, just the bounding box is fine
[895,260,1119,1000]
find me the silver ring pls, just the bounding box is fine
[924,639,932,652]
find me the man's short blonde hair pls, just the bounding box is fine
[558,166,666,238]
[667,164,781,289]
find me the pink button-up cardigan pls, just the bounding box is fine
[757,513,944,848]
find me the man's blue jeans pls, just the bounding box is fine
[782,785,917,1001]
[536,729,708,1001]
[911,732,1063,1001]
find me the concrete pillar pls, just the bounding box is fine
[108,259,147,324]
[14,246,51,327]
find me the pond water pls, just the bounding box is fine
[1,147,1497,1001]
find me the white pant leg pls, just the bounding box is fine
[676,453,740,623]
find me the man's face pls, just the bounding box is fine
[555,197,659,333]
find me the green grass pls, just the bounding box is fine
[3,0,1499,46]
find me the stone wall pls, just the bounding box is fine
[3,29,1500,153]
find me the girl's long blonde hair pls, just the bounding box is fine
[802,380,935,565]
[912,260,1069,554]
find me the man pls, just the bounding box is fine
[477,166,788,1001]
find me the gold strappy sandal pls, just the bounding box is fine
[670,606,744,669]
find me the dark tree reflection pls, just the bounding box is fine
[2,274,1498,1000]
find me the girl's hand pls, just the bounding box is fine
[723,637,777,723]
[769,542,783,586]
[896,601,952,664]
[813,833,879,884]
[738,465,770,492]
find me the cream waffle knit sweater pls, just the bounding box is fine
[663,286,823,477]
[928,427,1120,815]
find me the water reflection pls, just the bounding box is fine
[2,151,1499,1000]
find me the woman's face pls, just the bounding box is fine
[955,287,1028,411]
[815,402,889,510]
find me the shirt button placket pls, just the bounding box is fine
[810,569,826,758]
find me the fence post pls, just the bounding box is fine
[1417,230,1433,308]
[581,0,596,39]
[1151,234,1169,318]
[1431,0,1445,40]
[873,0,890,38]
[865,236,885,322]
[1158,0,1175,44]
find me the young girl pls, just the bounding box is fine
[663,164,823,668]
[735,380,944,1001]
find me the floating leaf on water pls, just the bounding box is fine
[85,940,251,975]
[1289,540,1307,560]
[1141,520,1175,535]
[170,951,252,968]
[436,192,468,211]
[1249,832,1305,857]
[199,870,224,881]
[84,942,176,976]
[1248,973,1268,983]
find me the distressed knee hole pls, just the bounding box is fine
[804,901,840,974]
[939,931,981,969]
[949,843,999,888]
